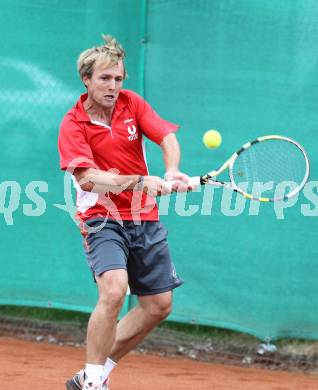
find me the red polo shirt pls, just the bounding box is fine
[58,89,179,222]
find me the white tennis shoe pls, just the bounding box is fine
[83,381,108,390]
[66,370,109,390]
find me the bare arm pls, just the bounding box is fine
[160,132,181,173]
[160,133,190,189]
[74,168,139,193]
[74,168,173,197]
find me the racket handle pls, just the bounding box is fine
[188,176,201,187]
[164,176,201,191]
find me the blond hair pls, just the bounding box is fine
[77,35,127,81]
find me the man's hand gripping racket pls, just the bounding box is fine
[167,135,310,202]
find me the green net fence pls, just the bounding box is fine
[0,0,318,341]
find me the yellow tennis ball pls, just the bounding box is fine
[203,130,222,149]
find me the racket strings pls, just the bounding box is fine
[232,139,308,200]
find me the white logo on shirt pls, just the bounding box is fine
[127,125,138,141]
[128,125,137,135]
[123,118,134,124]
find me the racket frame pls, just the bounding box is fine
[200,135,310,202]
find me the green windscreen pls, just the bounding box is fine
[0,0,318,341]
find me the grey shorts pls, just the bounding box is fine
[82,219,184,296]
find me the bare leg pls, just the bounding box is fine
[86,269,128,364]
[110,291,172,362]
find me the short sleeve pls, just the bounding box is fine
[58,115,95,172]
[129,91,179,145]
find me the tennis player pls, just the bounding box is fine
[58,35,191,390]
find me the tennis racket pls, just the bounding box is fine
[170,135,310,202]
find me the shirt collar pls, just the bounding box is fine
[74,91,129,122]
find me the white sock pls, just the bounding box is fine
[85,363,104,384]
[102,357,117,382]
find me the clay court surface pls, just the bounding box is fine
[1,337,318,390]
